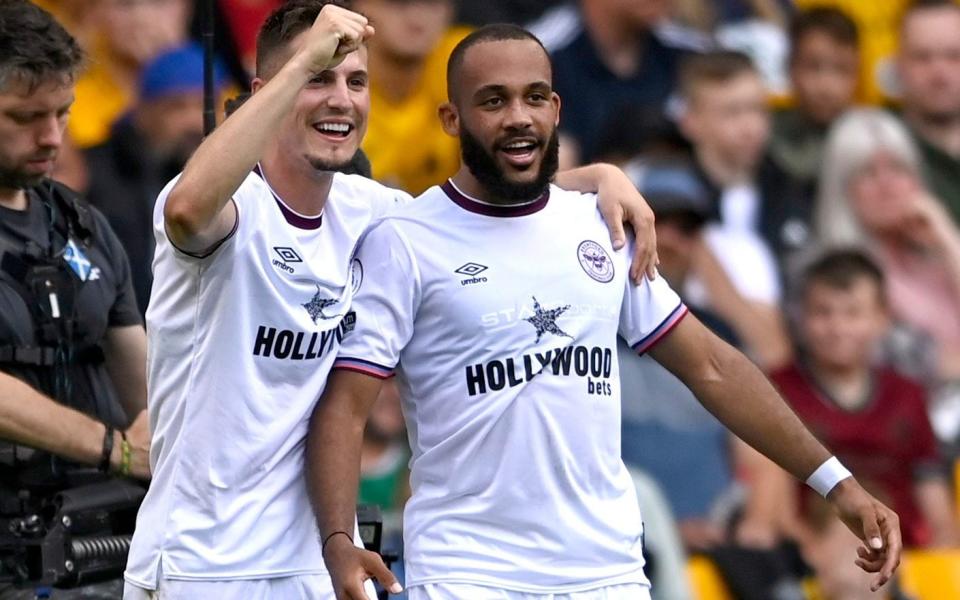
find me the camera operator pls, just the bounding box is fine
[0,2,150,597]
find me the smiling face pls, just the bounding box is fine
[0,78,73,191]
[255,35,370,173]
[440,38,561,201]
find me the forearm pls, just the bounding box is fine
[165,54,315,238]
[104,325,148,421]
[0,372,106,466]
[553,162,618,192]
[306,373,382,543]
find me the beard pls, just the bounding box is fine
[0,163,45,190]
[308,155,356,173]
[459,125,559,204]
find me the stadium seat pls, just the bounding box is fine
[686,556,734,600]
[898,550,960,599]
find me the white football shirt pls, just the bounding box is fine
[334,181,687,593]
[124,169,410,588]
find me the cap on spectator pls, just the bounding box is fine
[628,160,711,222]
[140,42,227,102]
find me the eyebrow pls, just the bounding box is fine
[473,80,552,98]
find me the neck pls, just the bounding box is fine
[260,145,334,216]
[449,167,542,206]
[696,146,753,187]
[903,106,960,157]
[807,357,871,409]
[368,47,426,103]
[581,2,644,76]
[0,186,28,211]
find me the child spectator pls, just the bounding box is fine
[677,50,796,367]
[771,7,860,198]
[772,248,960,598]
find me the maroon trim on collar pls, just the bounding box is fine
[252,165,323,230]
[440,180,549,217]
[273,199,323,230]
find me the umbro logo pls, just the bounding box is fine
[272,246,302,274]
[455,262,487,276]
[455,262,489,286]
[274,247,302,263]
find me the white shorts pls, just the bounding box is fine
[407,582,651,600]
[123,575,376,600]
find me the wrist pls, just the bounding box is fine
[99,424,114,473]
[321,530,354,556]
[807,456,852,498]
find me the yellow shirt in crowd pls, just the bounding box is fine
[362,26,471,196]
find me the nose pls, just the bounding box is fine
[503,98,533,131]
[35,115,63,151]
[324,77,352,111]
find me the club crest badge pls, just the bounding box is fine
[577,240,614,283]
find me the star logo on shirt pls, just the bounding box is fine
[303,284,341,323]
[524,296,572,344]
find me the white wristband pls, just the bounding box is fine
[806,456,852,497]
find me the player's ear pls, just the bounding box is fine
[552,92,561,127]
[438,102,460,137]
[251,77,266,93]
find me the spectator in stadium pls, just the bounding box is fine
[528,0,709,165]
[895,0,960,224]
[0,2,150,595]
[84,43,226,316]
[675,0,793,97]
[770,6,860,199]
[816,108,960,384]
[354,0,470,195]
[68,0,191,149]
[771,249,960,599]
[676,50,795,368]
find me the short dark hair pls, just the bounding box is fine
[0,0,84,93]
[789,7,859,63]
[802,248,886,304]
[678,51,757,100]
[255,0,354,78]
[446,24,549,101]
[900,0,960,31]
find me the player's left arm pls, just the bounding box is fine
[648,314,902,591]
[553,163,657,282]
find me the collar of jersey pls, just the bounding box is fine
[441,179,549,218]
[252,164,324,230]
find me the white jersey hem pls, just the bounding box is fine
[405,567,649,595]
[124,566,330,590]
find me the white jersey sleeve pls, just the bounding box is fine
[619,270,688,355]
[333,220,420,377]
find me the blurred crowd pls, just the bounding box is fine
[33,0,960,598]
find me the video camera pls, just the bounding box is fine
[0,479,143,588]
